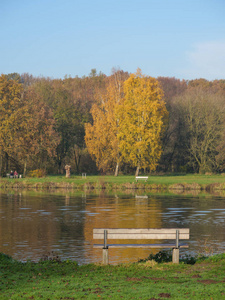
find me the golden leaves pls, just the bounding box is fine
[85,69,168,173]
[118,70,168,171]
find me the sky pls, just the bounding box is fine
[1,0,225,80]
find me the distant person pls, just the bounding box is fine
[10,170,14,178]
[14,171,18,178]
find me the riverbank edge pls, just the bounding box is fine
[1,179,225,192]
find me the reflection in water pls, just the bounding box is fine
[84,195,162,264]
[0,191,224,264]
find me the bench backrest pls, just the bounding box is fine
[93,228,190,240]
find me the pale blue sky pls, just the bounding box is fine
[1,0,225,80]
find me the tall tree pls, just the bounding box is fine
[63,75,103,174]
[85,70,128,175]
[118,70,168,176]
[157,77,187,172]
[0,74,59,176]
[174,87,225,173]
[0,74,25,174]
[20,87,60,175]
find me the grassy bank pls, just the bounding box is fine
[1,174,225,192]
[0,252,224,299]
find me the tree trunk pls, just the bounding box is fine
[23,158,27,177]
[5,152,9,174]
[0,153,2,177]
[57,160,62,174]
[135,165,140,177]
[73,146,81,174]
[114,162,119,176]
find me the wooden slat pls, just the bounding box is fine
[93,233,189,239]
[93,228,189,234]
[93,243,189,248]
[93,228,189,240]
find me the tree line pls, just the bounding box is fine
[0,69,225,176]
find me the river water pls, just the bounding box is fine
[0,190,224,264]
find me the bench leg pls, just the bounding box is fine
[102,248,109,265]
[172,248,179,264]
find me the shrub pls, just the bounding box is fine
[139,250,198,264]
[139,250,172,263]
[0,252,13,262]
[181,254,197,265]
[39,251,61,262]
[29,169,46,178]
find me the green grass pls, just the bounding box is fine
[0,253,225,299]
[1,174,225,192]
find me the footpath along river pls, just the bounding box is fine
[0,190,224,264]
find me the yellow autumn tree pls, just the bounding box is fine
[0,74,26,173]
[0,74,59,176]
[117,69,168,176]
[85,70,128,175]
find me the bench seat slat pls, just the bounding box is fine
[93,228,189,234]
[93,228,190,240]
[94,243,189,249]
[93,228,189,240]
[94,233,189,239]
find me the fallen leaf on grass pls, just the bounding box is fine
[158,293,171,298]
[197,279,220,284]
[126,277,142,281]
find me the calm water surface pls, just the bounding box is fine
[0,191,224,264]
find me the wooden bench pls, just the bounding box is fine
[135,176,148,182]
[93,228,190,264]
[6,174,20,178]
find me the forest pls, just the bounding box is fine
[0,69,225,177]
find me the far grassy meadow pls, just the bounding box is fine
[1,174,225,192]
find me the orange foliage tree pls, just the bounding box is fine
[85,70,128,175]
